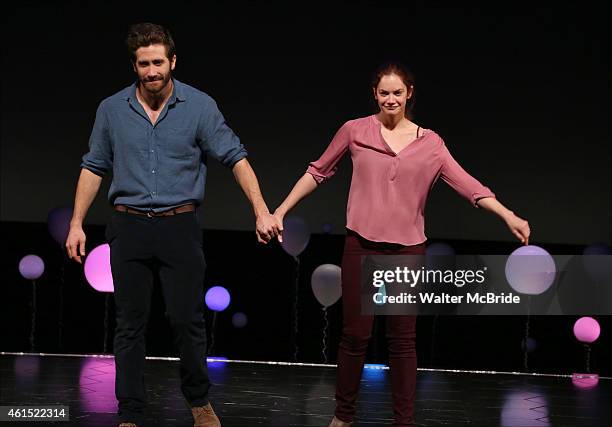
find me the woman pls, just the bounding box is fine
[273,62,530,426]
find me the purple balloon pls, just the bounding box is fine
[205,286,230,312]
[521,337,537,353]
[573,316,600,343]
[232,312,248,328]
[84,244,114,293]
[505,245,556,295]
[47,206,73,245]
[281,216,310,257]
[19,255,45,280]
[582,243,612,282]
[426,242,456,257]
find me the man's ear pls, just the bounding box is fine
[170,55,177,71]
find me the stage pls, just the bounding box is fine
[1,353,609,426]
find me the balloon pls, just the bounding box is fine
[426,242,455,257]
[281,216,310,257]
[521,337,537,353]
[205,286,230,312]
[573,317,600,343]
[582,244,612,283]
[232,312,248,328]
[505,245,556,295]
[311,264,342,307]
[19,255,45,280]
[322,223,333,234]
[47,206,73,245]
[425,242,456,272]
[84,244,114,292]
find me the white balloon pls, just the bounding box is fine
[281,216,311,257]
[311,264,342,307]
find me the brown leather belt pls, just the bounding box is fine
[114,203,196,217]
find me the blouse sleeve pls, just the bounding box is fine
[439,138,495,208]
[306,121,352,184]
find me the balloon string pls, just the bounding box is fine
[429,314,438,368]
[103,293,110,353]
[322,307,328,364]
[293,255,300,362]
[209,311,218,356]
[58,243,65,351]
[584,344,591,373]
[30,280,37,352]
[523,295,531,371]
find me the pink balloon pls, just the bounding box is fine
[84,244,114,293]
[573,316,600,343]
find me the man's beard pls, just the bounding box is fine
[142,74,171,95]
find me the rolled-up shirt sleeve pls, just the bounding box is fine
[80,102,113,177]
[198,97,247,168]
[306,120,352,184]
[438,139,495,208]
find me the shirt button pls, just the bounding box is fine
[150,149,154,153]
[151,191,156,195]
[152,170,156,174]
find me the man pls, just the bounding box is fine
[65,23,281,427]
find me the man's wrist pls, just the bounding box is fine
[254,206,270,219]
[70,219,84,228]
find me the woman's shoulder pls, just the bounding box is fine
[341,115,375,128]
[422,128,441,139]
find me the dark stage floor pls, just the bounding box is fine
[1,354,610,426]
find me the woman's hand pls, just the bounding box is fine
[272,210,285,242]
[256,212,282,244]
[505,212,530,245]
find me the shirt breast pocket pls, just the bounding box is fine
[162,127,197,159]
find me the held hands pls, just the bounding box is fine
[272,211,285,243]
[66,225,87,263]
[256,212,284,244]
[505,212,530,245]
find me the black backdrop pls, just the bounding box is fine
[1,1,610,375]
[1,1,610,244]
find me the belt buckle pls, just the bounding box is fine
[147,210,154,218]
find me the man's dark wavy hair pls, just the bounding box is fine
[126,23,176,61]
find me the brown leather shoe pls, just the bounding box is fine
[191,403,221,427]
[328,416,353,427]
[329,417,353,427]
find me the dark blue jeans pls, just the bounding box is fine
[106,210,210,424]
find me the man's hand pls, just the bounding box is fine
[66,225,87,263]
[256,212,283,244]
